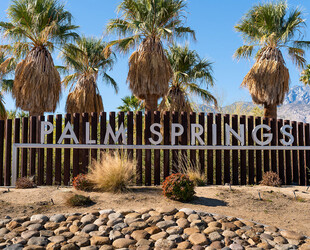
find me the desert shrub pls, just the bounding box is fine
[162,173,195,202]
[176,156,206,186]
[66,194,93,207]
[72,174,93,191]
[260,171,282,187]
[86,151,135,193]
[15,177,36,189]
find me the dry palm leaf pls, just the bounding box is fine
[13,47,61,115]
[66,75,103,114]
[128,37,172,100]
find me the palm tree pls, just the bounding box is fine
[61,36,117,114]
[234,1,307,119]
[159,44,217,113]
[300,65,310,85]
[0,0,79,116]
[0,48,15,119]
[117,95,144,114]
[106,0,195,111]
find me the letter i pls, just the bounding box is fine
[212,124,217,145]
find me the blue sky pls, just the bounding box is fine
[1,0,310,113]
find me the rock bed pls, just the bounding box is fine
[0,207,308,250]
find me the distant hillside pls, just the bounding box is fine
[198,85,310,123]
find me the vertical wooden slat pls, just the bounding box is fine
[136,112,143,185]
[172,112,179,173]
[277,119,284,183]
[232,114,239,185]
[14,118,20,180]
[298,122,305,186]
[215,114,222,185]
[73,113,80,178]
[118,112,125,157]
[154,111,161,185]
[207,113,213,185]
[163,112,170,179]
[29,116,36,176]
[190,113,196,167]
[91,113,98,161]
[109,112,116,153]
[46,115,53,185]
[223,114,230,184]
[263,118,270,173]
[304,123,310,186]
[63,114,71,186]
[81,113,89,173]
[247,116,254,185]
[270,118,277,173]
[4,119,12,186]
[21,117,28,177]
[144,111,152,186]
[240,115,246,185]
[292,121,298,184]
[38,116,45,185]
[55,114,62,185]
[181,112,188,164]
[255,117,262,184]
[284,120,292,185]
[127,112,134,161]
[100,112,107,153]
[198,113,205,175]
[0,120,5,185]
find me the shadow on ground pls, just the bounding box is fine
[191,196,227,207]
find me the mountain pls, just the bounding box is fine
[198,85,310,123]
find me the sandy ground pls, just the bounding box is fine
[0,185,309,236]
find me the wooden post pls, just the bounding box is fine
[163,111,170,179]
[298,122,305,186]
[154,111,161,185]
[198,113,205,175]
[46,115,53,185]
[271,118,277,173]
[14,118,20,181]
[207,113,213,184]
[263,118,270,173]
[29,116,37,176]
[127,112,134,161]
[255,117,262,184]
[172,112,179,173]
[21,117,28,177]
[248,116,254,185]
[232,115,239,185]
[277,119,284,183]
[55,114,62,185]
[63,114,71,186]
[292,121,298,184]
[136,111,142,185]
[240,115,246,185]
[284,120,292,185]
[0,120,4,185]
[144,111,152,186]
[223,114,230,184]
[38,116,45,185]
[304,123,310,186]
[4,119,12,186]
[81,113,89,173]
[190,112,196,167]
[181,112,188,168]
[91,113,98,161]
[73,113,80,178]
[215,114,222,185]
[100,112,107,154]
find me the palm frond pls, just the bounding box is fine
[234,45,255,60]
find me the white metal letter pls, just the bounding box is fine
[225,124,245,146]
[86,122,96,144]
[58,122,79,144]
[171,123,184,145]
[149,123,163,145]
[252,124,273,146]
[280,125,294,146]
[104,123,127,144]
[40,121,54,144]
[191,124,205,145]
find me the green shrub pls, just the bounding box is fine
[16,177,36,189]
[260,171,282,187]
[66,194,94,207]
[162,173,195,202]
[72,174,93,191]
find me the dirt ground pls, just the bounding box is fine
[0,185,309,236]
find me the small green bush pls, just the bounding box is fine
[260,171,282,187]
[72,174,93,191]
[162,173,195,202]
[66,194,94,207]
[16,177,36,189]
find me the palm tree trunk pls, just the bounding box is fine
[145,94,158,112]
[264,103,277,119]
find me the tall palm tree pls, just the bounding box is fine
[234,1,307,119]
[106,0,195,111]
[0,48,15,119]
[0,0,79,116]
[62,36,117,114]
[159,44,217,113]
[117,95,144,114]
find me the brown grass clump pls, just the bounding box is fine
[13,47,61,116]
[176,156,206,186]
[241,47,289,106]
[260,171,282,187]
[66,194,93,207]
[66,74,103,114]
[87,151,135,193]
[15,177,36,189]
